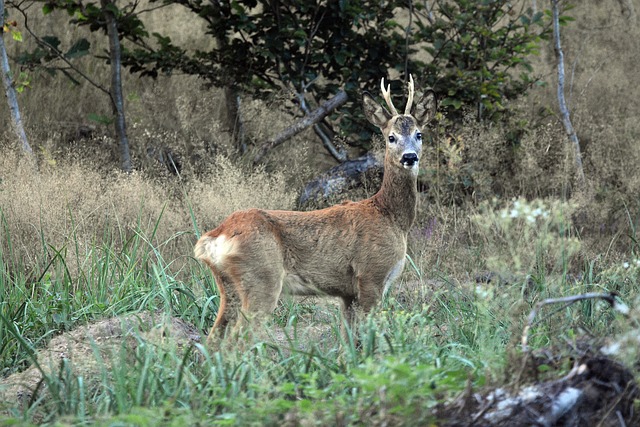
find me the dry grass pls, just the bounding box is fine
[0,1,637,215]
[0,150,298,278]
[187,157,297,231]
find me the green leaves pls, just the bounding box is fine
[2,20,23,42]
[65,38,90,59]
[16,35,91,87]
[14,71,30,93]
[11,29,22,42]
[121,0,557,142]
[41,3,54,15]
[416,1,551,122]
[441,98,462,110]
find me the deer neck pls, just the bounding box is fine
[372,155,418,231]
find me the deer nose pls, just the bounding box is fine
[401,153,419,167]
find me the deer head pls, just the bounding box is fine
[363,75,437,174]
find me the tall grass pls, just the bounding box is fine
[0,209,476,424]
[0,155,637,425]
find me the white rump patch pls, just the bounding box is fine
[195,234,235,266]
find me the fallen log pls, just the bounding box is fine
[434,355,638,426]
[297,151,383,208]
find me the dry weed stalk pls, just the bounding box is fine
[516,291,628,387]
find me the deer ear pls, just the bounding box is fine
[412,90,437,128]
[363,92,392,128]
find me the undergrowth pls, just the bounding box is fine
[0,154,637,425]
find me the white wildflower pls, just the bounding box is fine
[613,299,630,315]
[475,285,489,299]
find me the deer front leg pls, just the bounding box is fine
[340,295,359,346]
[357,274,385,314]
[340,296,357,329]
[337,274,385,346]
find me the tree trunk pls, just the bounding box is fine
[211,5,247,156]
[223,85,246,154]
[101,0,132,172]
[0,0,33,156]
[551,0,585,186]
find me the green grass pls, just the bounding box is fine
[0,196,637,426]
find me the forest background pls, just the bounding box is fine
[1,0,640,425]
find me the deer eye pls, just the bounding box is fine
[388,135,396,143]
[416,132,422,140]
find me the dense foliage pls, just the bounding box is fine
[123,0,549,145]
[6,0,551,152]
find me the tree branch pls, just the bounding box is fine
[297,91,347,163]
[10,3,110,97]
[515,291,627,389]
[253,89,348,164]
[521,292,623,353]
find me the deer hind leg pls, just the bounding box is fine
[206,271,244,346]
[204,234,285,345]
[233,261,284,332]
[206,270,283,344]
[210,251,284,341]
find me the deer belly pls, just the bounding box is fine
[282,273,322,296]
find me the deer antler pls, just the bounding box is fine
[380,78,399,116]
[404,74,415,115]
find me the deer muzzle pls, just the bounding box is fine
[400,152,419,168]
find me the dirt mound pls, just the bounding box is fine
[0,311,202,412]
[435,356,639,426]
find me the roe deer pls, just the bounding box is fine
[195,76,437,344]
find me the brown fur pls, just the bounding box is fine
[195,79,437,345]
